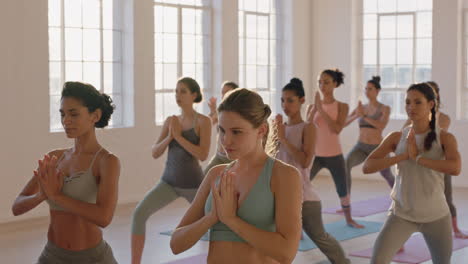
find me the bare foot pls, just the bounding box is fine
[455,230,468,239]
[336,208,344,213]
[347,220,365,229]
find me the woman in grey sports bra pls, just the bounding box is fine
[131,77,212,264]
[344,76,395,196]
[363,83,462,264]
[12,82,120,264]
[170,88,302,264]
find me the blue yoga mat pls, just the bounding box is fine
[299,220,383,251]
[160,220,383,252]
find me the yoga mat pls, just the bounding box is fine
[350,232,468,263]
[322,196,392,217]
[163,253,208,264]
[161,220,383,252]
[299,220,383,251]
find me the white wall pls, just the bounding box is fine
[310,0,468,187]
[0,0,314,223]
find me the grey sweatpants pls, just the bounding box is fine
[345,142,395,193]
[36,240,117,264]
[131,180,197,235]
[203,152,232,175]
[371,213,453,264]
[302,201,350,264]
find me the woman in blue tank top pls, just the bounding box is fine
[12,82,120,264]
[131,77,212,264]
[363,83,462,264]
[170,88,302,264]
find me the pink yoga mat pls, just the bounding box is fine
[164,253,208,264]
[350,232,468,263]
[322,196,392,217]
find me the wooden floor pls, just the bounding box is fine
[1,176,467,263]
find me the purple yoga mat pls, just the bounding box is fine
[164,253,208,264]
[350,232,468,263]
[322,196,392,217]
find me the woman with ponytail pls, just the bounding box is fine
[344,76,395,195]
[170,88,302,264]
[12,81,120,263]
[363,83,461,263]
[275,78,350,263]
[307,69,363,228]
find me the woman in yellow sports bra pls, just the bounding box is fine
[12,82,120,264]
[170,88,303,264]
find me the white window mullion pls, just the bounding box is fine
[177,7,182,78]
[60,0,65,83]
[99,0,104,93]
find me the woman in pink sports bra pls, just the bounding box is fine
[307,69,364,229]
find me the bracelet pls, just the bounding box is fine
[416,154,423,164]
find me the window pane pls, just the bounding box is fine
[397,15,413,38]
[257,39,269,65]
[104,62,122,94]
[239,38,244,65]
[182,8,196,35]
[48,0,61,27]
[83,62,101,90]
[239,64,245,88]
[380,39,396,64]
[163,6,178,33]
[109,93,122,126]
[164,63,178,88]
[49,62,62,95]
[49,28,61,61]
[257,16,269,39]
[258,91,271,105]
[183,34,196,63]
[195,35,204,63]
[155,92,164,124]
[246,39,257,65]
[363,40,377,65]
[246,65,256,88]
[164,92,179,117]
[83,29,101,61]
[379,15,396,39]
[246,15,257,38]
[417,0,432,11]
[65,62,83,82]
[396,91,406,119]
[155,33,164,62]
[363,14,377,39]
[397,0,416,12]
[65,28,83,61]
[258,0,270,13]
[82,0,100,29]
[416,38,431,64]
[397,39,413,65]
[183,63,196,78]
[65,0,82,27]
[378,91,396,117]
[196,63,206,86]
[378,0,396,13]
[154,6,164,33]
[380,65,396,88]
[103,0,114,29]
[417,12,432,37]
[257,65,268,88]
[269,39,276,65]
[163,34,178,63]
[363,65,378,83]
[415,65,431,82]
[243,0,256,12]
[363,0,377,13]
[104,30,122,62]
[397,65,412,88]
[155,63,163,90]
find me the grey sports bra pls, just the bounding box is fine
[359,103,383,129]
[46,148,102,211]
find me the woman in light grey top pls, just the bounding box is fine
[363,83,461,264]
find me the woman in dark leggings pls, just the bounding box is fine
[307,69,363,228]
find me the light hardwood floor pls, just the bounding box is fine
[1,176,467,263]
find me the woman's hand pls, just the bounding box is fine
[207,97,217,112]
[356,101,365,117]
[36,155,64,201]
[170,116,182,140]
[212,170,238,225]
[314,91,323,114]
[407,128,419,161]
[275,114,286,143]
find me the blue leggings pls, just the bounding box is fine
[310,154,348,198]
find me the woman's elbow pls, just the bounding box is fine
[277,250,296,264]
[11,206,22,216]
[170,238,184,255]
[362,163,372,174]
[98,213,114,228]
[451,167,461,176]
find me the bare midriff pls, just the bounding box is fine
[208,241,278,264]
[358,127,384,145]
[47,210,102,251]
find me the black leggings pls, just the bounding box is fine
[310,154,348,198]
